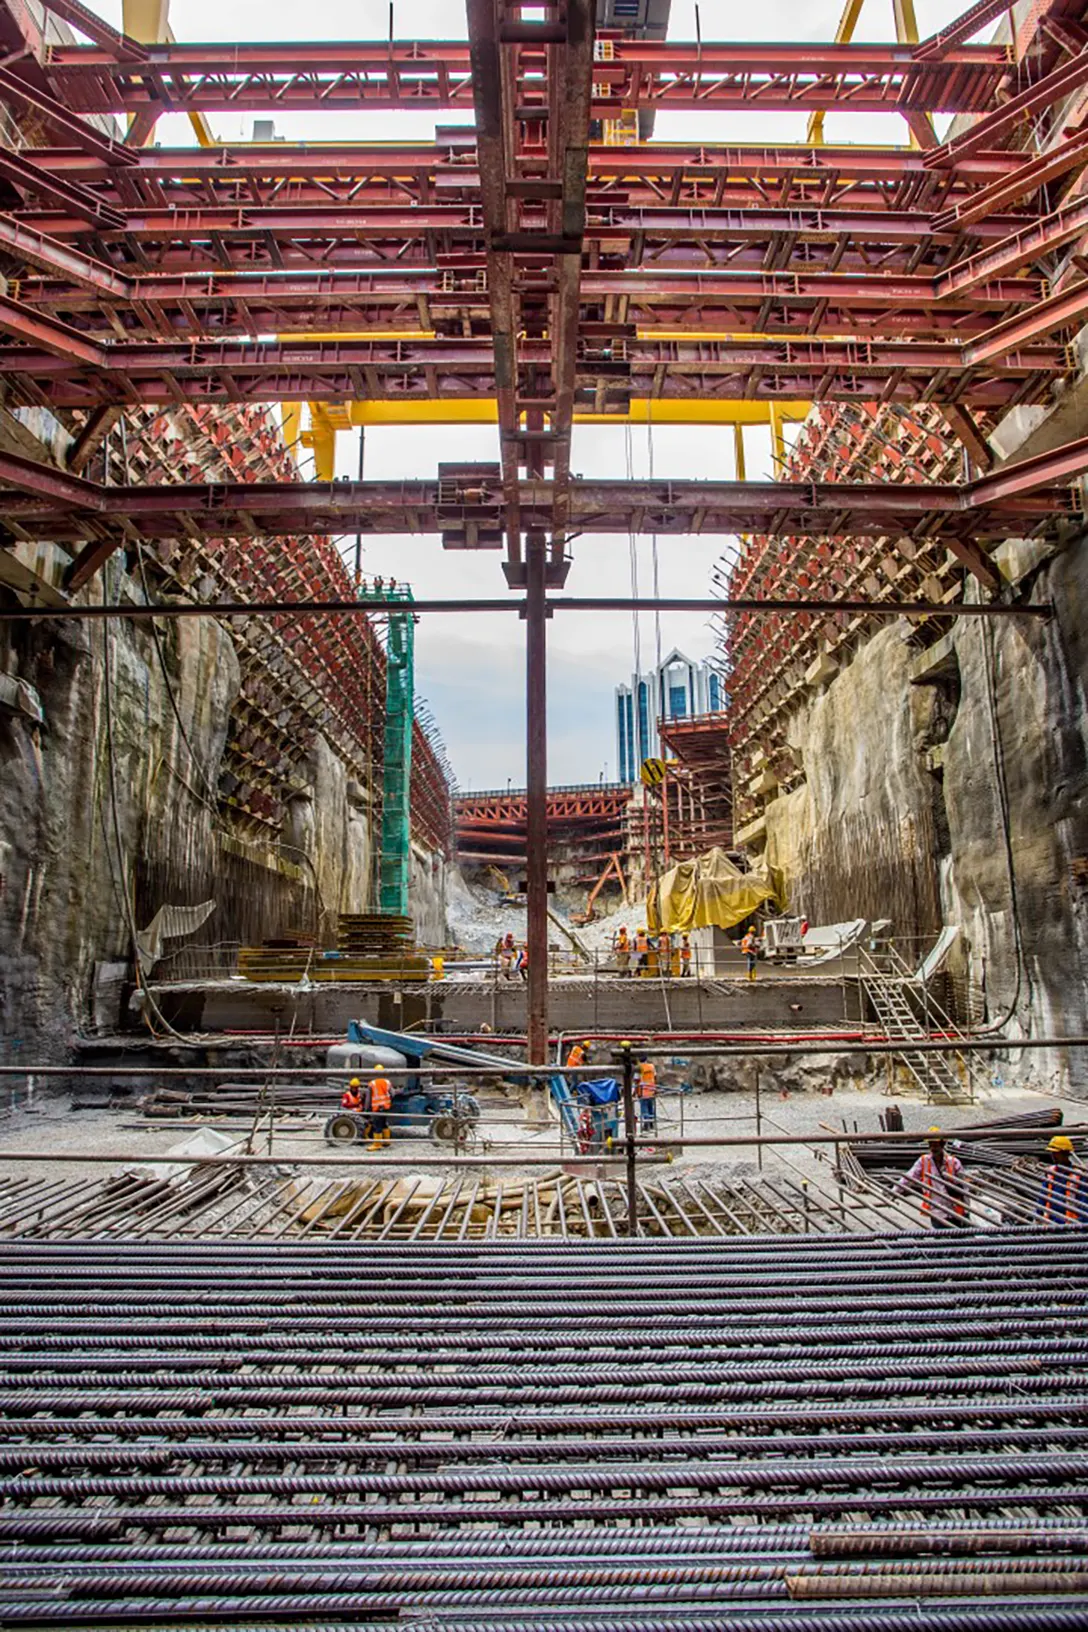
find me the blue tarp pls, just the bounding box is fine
[576,1078,620,1106]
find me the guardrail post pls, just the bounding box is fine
[621,1040,637,1237]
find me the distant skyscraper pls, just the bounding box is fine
[615,650,724,783]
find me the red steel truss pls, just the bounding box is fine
[656,712,734,860]
[0,0,1087,1043]
[455,783,631,872]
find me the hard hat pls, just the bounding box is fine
[927,1126,943,1137]
[348,1078,361,1088]
[582,1040,592,1049]
[638,926,646,932]
[1048,1134,1074,1153]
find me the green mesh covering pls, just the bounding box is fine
[360,584,414,918]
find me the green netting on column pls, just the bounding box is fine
[361,585,415,919]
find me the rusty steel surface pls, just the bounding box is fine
[0,1234,1087,1626]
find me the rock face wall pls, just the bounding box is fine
[0,557,448,1060]
[761,532,1088,1088]
[765,626,944,940]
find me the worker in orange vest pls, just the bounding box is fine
[657,930,671,975]
[341,1077,365,1113]
[638,1057,657,1132]
[895,1128,968,1228]
[566,1039,592,1071]
[740,927,761,981]
[367,1073,393,1151]
[679,935,692,976]
[1035,1135,1088,1224]
[614,926,631,978]
[634,927,650,976]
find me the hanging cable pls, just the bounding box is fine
[625,420,641,684]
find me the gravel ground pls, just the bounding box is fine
[0,1071,1081,1194]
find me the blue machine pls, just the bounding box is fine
[573,1078,621,1154]
[324,1019,615,1151]
[323,1020,484,1147]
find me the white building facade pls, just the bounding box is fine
[615,650,724,783]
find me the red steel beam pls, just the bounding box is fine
[33,39,1007,118]
[915,0,1013,59]
[936,194,1088,297]
[26,139,1027,189]
[0,64,137,167]
[931,128,1088,231]
[9,200,1034,246]
[969,434,1088,504]
[924,43,1088,165]
[963,279,1088,364]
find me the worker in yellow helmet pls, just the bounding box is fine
[367,1073,393,1151]
[1035,1134,1087,1225]
[341,1077,365,1113]
[566,1039,592,1071]
[634,927,650,976]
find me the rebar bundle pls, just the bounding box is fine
[0,1231,1086,1627]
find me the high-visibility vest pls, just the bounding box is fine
[370,1078,392,1112]
[566,1045,586,1069]
[616,933,629,951]
[638,1062,656,1097]
[918,1152,966,1217]
[1038,1165,1086,1224]
[635,932,649,953]
[680,943,691,963]
[657,934,670,954]
[341,1089,362,1111]
[741,933,757,955]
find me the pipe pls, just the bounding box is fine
[0,596,1055,623]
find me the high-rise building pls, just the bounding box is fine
[615,650,724,783]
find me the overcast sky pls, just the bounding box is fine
[86,0,973,787]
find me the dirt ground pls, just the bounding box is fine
[0,1069,1081,1194]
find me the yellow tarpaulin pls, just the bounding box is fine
[647,846,783,936]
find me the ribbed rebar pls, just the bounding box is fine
[1,1235,1086,1628]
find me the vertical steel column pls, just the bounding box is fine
[621,1040,638,1236]
[526,530,549,1065]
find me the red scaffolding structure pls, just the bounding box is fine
[1,0,1088,1053]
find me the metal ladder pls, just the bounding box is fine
[860,945,980,1105]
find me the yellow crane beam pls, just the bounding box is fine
[806,0,933,148]
[300,400,810,480]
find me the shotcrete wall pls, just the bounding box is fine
[761,531,1088,1087]
[0,556,448,1059]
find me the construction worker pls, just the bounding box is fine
[634,927,650,976]
[341,1077,365,1113]
[638,1057,657,1133]
[566,1039,592,1071]
[431,954,445,981]
[657,929,671,976]
[614,926,631,977]
[1035,1135,1088,1224]
[367,1073,393,1151]
[516,942,529,982]
[895,1127,968,1229]
[741,926,761,980]
[499,932,516,980]
[680,935,692,976]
